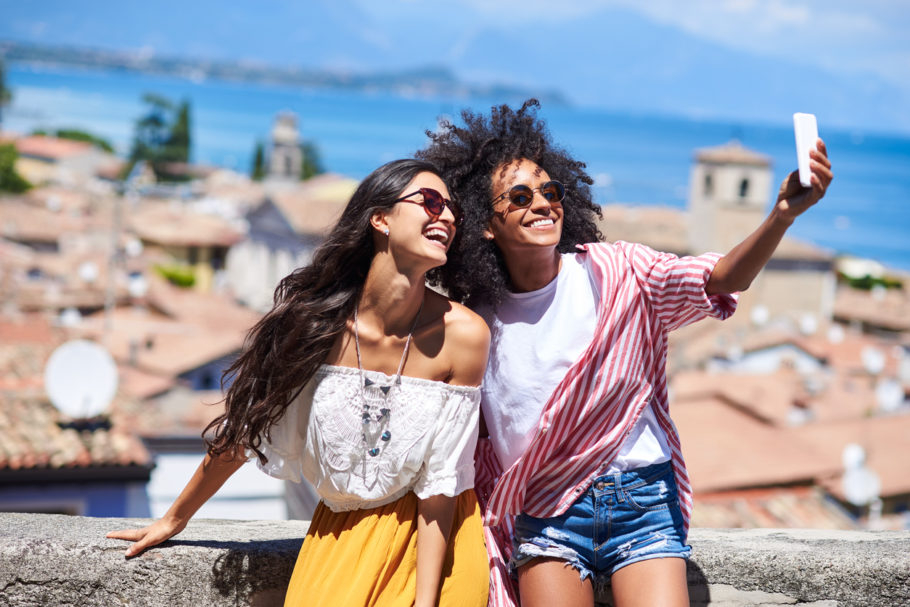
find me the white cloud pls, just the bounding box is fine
[362,0,909,91]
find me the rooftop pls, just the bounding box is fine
[129,203,245,248]
[14,135,96,161]
[673,394,838,493]
[266,173,359,236]
[695,140,772,167]
[0,395,151,478]
[598,203,832,261]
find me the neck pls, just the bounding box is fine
[503,246,562,293]
[358,255,427,336]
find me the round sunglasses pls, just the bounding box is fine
[490,180,566,212]
[394,187,463,226]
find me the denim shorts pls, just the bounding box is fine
[511,461,691,580]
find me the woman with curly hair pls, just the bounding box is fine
[108,159,492,607]
[418,100,833,607]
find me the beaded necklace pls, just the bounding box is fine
[353,300,423,457]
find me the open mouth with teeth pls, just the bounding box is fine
[423,227,451,248]
[526,218,555,229]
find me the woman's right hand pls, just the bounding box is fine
[105,450,246,558]
[106,516,187,558]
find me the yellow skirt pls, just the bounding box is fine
[284,490,489,607]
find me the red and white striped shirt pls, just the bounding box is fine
[475,241,738,606]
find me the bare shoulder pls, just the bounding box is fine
[425,290,490,386]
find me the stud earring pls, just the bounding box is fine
[383,228,390,236]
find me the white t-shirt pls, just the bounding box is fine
[477,253,671,473]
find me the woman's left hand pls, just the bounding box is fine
[775,138,833,222]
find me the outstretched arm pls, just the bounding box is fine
[106,449,246,557]
[706,139,833,295]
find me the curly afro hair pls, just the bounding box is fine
[418,99,603,308]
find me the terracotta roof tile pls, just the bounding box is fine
[113,386,225,438]
[0,200,87,244]
[267,173,359,236]
[833,284,910,332]
[14,136,94,160]
[129,203,244,248]
[797,413,910,501]
[0,395,151,471]
[692,487,857,529]
[674,395,838,492]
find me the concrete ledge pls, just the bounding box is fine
[1,513,908,606]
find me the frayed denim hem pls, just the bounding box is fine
[511,537,595,582]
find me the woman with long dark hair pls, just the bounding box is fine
[418,100,832,607]
[108,159,491,607]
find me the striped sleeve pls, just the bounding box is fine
[613,241,738,332]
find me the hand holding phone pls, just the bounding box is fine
[793,112,818,188]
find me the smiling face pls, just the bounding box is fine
[485,158,564,256]
[373,171,457,270]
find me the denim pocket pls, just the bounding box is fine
[622,473,678,512]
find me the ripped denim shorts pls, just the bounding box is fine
[511,460,691,581]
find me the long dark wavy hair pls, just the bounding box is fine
[418,99,603,308]
[205,158,445,462]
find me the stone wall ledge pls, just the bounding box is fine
[1,513,908,606]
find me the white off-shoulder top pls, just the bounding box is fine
[254,364,481,512]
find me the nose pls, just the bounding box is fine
[437,201,456,225]
[528,189,552,212]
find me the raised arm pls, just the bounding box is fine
[106,449,246,557]
[706,139,833,295]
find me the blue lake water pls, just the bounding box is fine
[5,63,910,271]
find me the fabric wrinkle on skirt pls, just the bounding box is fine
[283,489,489,607]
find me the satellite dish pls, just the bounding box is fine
[750,304,769,327]
[827,324,845,344]
[124,237,144,257]
[875,378,904,413]
[841,443,881,507]
[861,347,886,376]
[58,307,82,328]
[78,261,99,284]
[128,273,149,298]
[44,340,118,419]
[799,313,818,336]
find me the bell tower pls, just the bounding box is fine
[268,112,303,181]
[688,141,773,254]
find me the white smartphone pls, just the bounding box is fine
[793,112,818,187]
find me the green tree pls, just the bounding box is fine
[129,94,192,180]
[251,140,265,181]
[0,143,32,193]
[163,100,191,163]
[0,59,12,130]
[301,141,324,181]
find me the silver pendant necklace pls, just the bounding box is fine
[354,299,423,457]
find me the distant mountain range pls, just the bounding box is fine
[0,41,568,107]
[2,1,907,133]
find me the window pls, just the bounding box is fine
[704,173,713,197]
[739,178,750,199]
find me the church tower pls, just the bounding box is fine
[688,141,773,254]
[267,112,303,181]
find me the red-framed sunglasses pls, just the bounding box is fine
[394,188,463,225]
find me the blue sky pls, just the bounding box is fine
[2,0,909,132]
[462,0,909,91]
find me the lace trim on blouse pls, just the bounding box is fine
[254,364,481,512]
